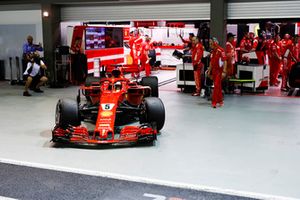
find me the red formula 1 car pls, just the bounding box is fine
[52,65,165,145]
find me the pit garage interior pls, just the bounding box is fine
[1,0,300,200]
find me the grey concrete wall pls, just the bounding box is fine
[210,0,227,47]
[41,3,61,83]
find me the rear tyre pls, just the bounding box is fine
[55,98,81,129]
[141,76,159,97]
[140,97,165,131]
[289,62,300,88]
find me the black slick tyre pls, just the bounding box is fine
[141,76,159,97]
[55,98,81,129]
[141,97,165,131]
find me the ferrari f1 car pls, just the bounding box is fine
[52,65,165,145]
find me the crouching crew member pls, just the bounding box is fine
[207,38,227,108]
[23,52,48,96]
[191,36,204,96]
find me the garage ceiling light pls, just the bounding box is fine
[43,11,49,17]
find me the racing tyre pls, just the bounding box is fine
[289,62,300,88]
[141,76,159,97]
[141,97,165,131]
[55,98,81,129]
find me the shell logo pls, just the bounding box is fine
[101,130,106,137]
[101,111,113,117]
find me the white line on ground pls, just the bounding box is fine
[0,196,18,200]
[0,158,297,200]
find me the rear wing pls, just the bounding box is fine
[105,64,140,74]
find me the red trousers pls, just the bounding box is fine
[194,68,202,93]
[256,51,265,65]
[226,62,235,78]
[212,71,223,105]
[130,52,138,65]
[141,59,151,77]
[281,58,292,89]
[269,58,281,85]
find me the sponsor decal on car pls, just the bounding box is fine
[101,103,115,110]
[100,111,113,117]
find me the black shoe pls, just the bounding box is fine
[34,88,44,93]
[23,91,32,96]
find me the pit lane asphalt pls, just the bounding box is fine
[0,163,256,200]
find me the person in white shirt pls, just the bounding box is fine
[23,52,48,96]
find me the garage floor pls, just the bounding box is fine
[1,70,300,199]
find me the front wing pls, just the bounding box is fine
[52,125,157,145]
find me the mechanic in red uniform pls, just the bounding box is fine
[129,31,142,78]
[129,31,137,64]
[253,32,268,65]
[207,37,227,108]
[140,35,151,76]
[134,30,143,65]
[239,32,254,62]
[226,33,236,78]
[269,34,282,86]
[191,36,204,96]
[281,34,296,91]
[179,33,194,52]
[293,35,300,63]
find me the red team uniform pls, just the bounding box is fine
[280,35,294,90]
[140,41,151,76]
[210,45,227,107]
[225,41,236,77]
[191,42,204,95]
[269,39,282,86]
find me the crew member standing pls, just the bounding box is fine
[239,32,253,62]
[22,35,43,73]
[226,33,236,78]
[179,33,194,52]
[23,35,43,61]
[191,36,204,96]
[71,37,87,85]
[293,35,300,63]
[134,30,143,65]
[129,31,137,64]
[281,34,296,91]
[253,32,267,65]
[239,32,253,53]
[207,38,227,108]
[140,35,151,76]
[269,35,282,86]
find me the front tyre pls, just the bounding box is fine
[55,98,81,129]
[140,97,165,131]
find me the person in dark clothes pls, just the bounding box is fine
[71,37,87,85]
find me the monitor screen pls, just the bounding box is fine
[85,27,105,50]
[105,27,123,48]
[85,27,124,50]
